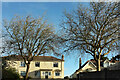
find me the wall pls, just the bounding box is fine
[77,69,120,80]
[5,60,64,79]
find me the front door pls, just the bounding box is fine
[45,72,48,79]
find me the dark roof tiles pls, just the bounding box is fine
[2,55,64,61]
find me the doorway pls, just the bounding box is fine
[45,72,48,79]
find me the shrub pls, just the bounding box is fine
[2,67,20,80]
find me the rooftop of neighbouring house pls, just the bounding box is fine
[81,59,120,68]
[73,59,120,74]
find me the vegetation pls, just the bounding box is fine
[2,67,20,80]
[60,2,119,71]
[2,2,120,79]
[114,54,120,60]
[112,54,120,61]
[3,16,59,80]
[101,55,109,61]
[64,76,69,79]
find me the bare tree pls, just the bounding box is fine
[60,2,119,71]
[3,16,59,80]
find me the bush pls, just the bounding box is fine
[64,76,69,79]
[2,67,20,80]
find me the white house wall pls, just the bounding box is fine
[5,60,64,79]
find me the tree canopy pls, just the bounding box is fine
[3,16,59,80]
[60,2,119,71]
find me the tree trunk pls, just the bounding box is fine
[97,58,101,71]
[25,62,30,80]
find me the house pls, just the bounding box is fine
[70,58,120,78]
[2,55,64,79]
[70,58,96,78]
[106,59,120,70]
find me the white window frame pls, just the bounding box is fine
[55,71,60,76]
[35,71,40,77]
[42,72,45,76]
[49,72,51,76]
[20,61,25,67]
[21,71,26,76]
[35,62,40,67]
[53,62,58,67]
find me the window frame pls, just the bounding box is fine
[21,71,26,76]
[53,62,58,67]
[35,71,40,77]
[35,62,40,67]
[55,71,60,76]
[42,72,45,76]
[49,72,51,76]
[20,61,25,67]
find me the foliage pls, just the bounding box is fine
[101,55,109,61]
[64,76,69,79]
[2,67,20,80]
[111,54,120,60]
[114,54,120,60]
[60,2,119,71]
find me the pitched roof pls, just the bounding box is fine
[74,59,120,74]
[79,59,97,69]
[85,59,120,66]
[74,60,96,74]
[2,55,64,61]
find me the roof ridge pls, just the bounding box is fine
[2,55,64,61]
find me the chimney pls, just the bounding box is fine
[79,58,81,69]
[62,55,64,60]
[111,57,115,62]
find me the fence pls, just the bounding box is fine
[77,69,120,80]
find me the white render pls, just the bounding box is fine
[3,56,64,79]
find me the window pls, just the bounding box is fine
[55,72,60,76]
[21,71,26,76]
[49,72,51,76]
[20,62,25,67]
[35,62,40,67]
[53,62,58,67]
[45,72,48,75]
[35,71,40,77]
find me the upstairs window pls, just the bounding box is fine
[55,71,60,76]
[35,62,40,67]
[53,62,58,67]
[20,62,25,67]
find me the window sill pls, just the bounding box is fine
[19,66,26,67]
